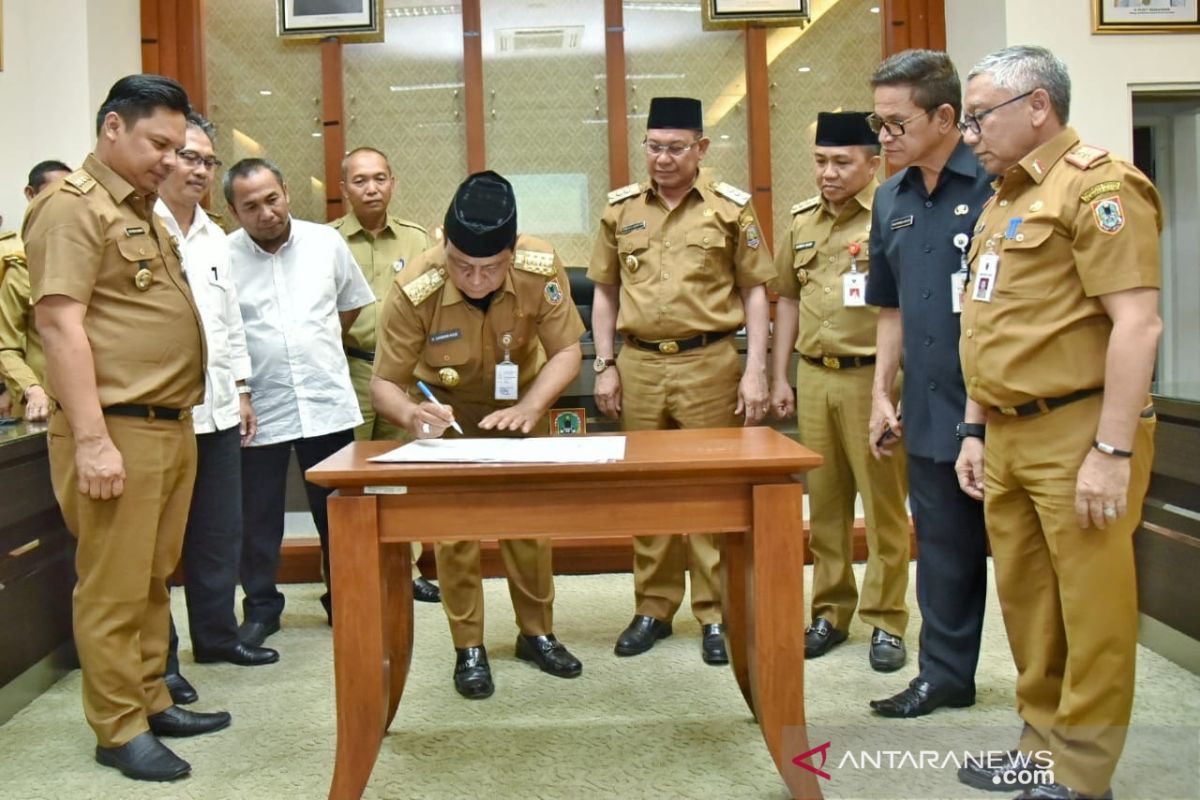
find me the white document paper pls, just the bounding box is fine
[369,436,627,464]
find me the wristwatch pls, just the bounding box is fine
[236,385,253,396]
[593,356,616,374]
[955,422,986,441]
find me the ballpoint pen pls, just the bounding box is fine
[415,380,465,435]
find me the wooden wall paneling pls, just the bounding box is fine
[603,0,630,189]
[881,0,947,56]
[744,26,773,251]
[140,1,160,74]
[321,38,346,221]
[139,0,207,113]
[462,0,486,173]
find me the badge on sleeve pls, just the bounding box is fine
[1091,197,1125,234]
[745,223,761,250]
[544,279,563,305]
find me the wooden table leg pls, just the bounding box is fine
[749,483,823,800]
[328,495,388,800]
[382,542,414,730]
[720,530,754,715]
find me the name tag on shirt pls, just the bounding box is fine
[495,362,519,401]
[794,241,816,251]
[972,254,999,303]
[890,215,915,230]
[843,273,867,307]
[429,329,461,344]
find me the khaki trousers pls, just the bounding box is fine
[617,338,741,625]
[435,400,555,648]
[348,354,422,575]
[48,411,197,747]
[796,360,910,634]
[985,393,1154,794]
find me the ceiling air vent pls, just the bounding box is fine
[496,25,584,53]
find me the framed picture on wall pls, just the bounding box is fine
[701,0,809,30]
[277,0,385,43]
[1093,0,1200,33]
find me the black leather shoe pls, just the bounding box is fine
[237,618,280,648]
[868,627,907,672]
[148,705,232,738]
[701,623,729,665]
[454,646,494,699]
[1014,782,1113,799]
[95,731,190,782]
[163,672,197,706]
[869,678,975,718]
[413,577,441,603]
[958,749,1040,793]
[804,618,847,658]
[194,641,279,666]
[614,615,672,656]
[516,633,582,678]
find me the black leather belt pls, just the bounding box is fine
[801,354,877,370]
[345,347,375,363]
[103,405,191,421]
[993,388,1101,417]
[626,330,734,355]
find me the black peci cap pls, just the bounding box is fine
[814,111,877,147]
[443,171,518,258]
[647,97,703,132]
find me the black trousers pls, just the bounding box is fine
[906,453,989,691]
[166,426,243,672]
[239,429,354,624]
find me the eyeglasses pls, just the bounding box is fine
[176,149,223,170]
[958,90,1034,135]
[643,139,701,158]
[866,110,931,137]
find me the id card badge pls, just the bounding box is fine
[951,270,967,314]
[843,272,867,307]
[972,253,999,303]
[495,361,519,401]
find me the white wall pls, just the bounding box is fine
[947,0,1200,158]
[0,0,140,231]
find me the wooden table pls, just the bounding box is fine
[307,427,824,800]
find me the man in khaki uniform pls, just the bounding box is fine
[23,75,230,783]
[0,160,72,421]
[769,112,911,672]
[588,96,774,665]
[372,171,585,700]
[330,146,439,603]
[953,46,1161,799]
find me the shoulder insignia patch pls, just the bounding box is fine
[63,170,97,195]
[1064,145,1110,171]
[514,249,556,276]
[401,268,446,306]
[392,216,429,234]
[607,183,643,205]
[329,217,345,229]
[1080,180,1121,204]
[711,181,751,207]
[790,196,820,216]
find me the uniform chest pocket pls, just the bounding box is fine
[792,248,818,294]
[996,224,1057,299]
[116,236,161,289]
[423,335,471,369]
[685,228,726,274]
[617,231,651,284]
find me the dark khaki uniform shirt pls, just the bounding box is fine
[0,230,21,288]
[960,127,1162,409]
[330,212,431,354]
[23,153,206,408]
[0,259,45,400]
[772,180,879,359]
[587,168,775,340]
[374,234,585,406]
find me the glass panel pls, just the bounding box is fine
[345,5,468,234]
[481,1,608,267]
[206,0,326,224]
[767,0,882,246]
[624,1,749,194]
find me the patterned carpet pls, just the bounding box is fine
[0,563,1197,800]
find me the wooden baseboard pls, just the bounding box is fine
[278,521,917,584]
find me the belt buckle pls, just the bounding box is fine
[822,356,840,369]
[998,406,1018,416]
[146,406,157,422]
[658,340,680,354]
[180,408,192,421]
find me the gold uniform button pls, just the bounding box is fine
[664,240,672,248]
[999,200,1009,207]
[832,225,839,231]
[139,247,147,255]
[828,256,836,263]
[1015,233,1025,242]
[824,286,831,294]
[661,272,669,281]
[821,320,831,328]
[702,236,709,245]
[965,329,973,338]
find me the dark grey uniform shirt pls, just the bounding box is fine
[865,140,994,463]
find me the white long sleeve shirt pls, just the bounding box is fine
[155,200,251,435]
[228,217,374,446]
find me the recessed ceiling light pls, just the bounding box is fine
[311,132,322,138]
[259,89,273,96]
[870,6,880,13]
[720,134,731,140]
[797,67,811,73]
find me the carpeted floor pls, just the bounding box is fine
[1,563,1197,800]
